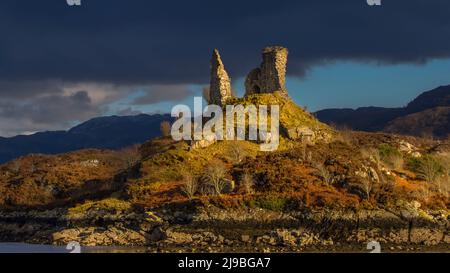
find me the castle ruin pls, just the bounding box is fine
[209,46,289,106]
[245,46,288,96]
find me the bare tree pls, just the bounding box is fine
[299,143,310,162]
[181,173,198,200]
[204,161,227,195]
[241,173,254,194]
[29,162,37,173]
[361,178,373,200]
[120,145,141,169]
[435,153,450,195]
[10,161,21,173]
[313,160,335,185]
[435,175,449,195]
[390,154,404,170]
[300,143,307,161]
[335,127,354,145]
[227,141,247,164]
[160,121,172,137]
[361,148,382,170]
[416,156,442,198]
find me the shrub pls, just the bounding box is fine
[416,155,443,184]
[335,128,354,145]
[313,160,335,185]
[361,148,382,170]
[361,178,373,200]
[226,141,247,164]
[119,145,141,169]
[240,173,255,194]
[435,153,450,194]
[406,157,422,173]
[379,144,403,170]
[436,175,449,195]
[249,194,288,211]
[299,143,313,163]
[68,198,132,216]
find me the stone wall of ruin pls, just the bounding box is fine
[245,46,288,96]
[210,49,232,106]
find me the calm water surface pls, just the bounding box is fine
[0,243,147,253]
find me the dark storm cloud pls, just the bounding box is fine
[0,0,449,85]
[0,0,450,136]
[132,85,197,105]
[0,80,63,99]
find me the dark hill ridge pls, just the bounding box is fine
[0,114,172,164]
[384,106,450,138]
[315,84,450,137]
[407,85,450,112]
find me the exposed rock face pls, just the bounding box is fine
[210,49,233,106]
[0,206,448,251]
[245,46,289,96]
[286,126,315,142]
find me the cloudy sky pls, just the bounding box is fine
[0,0,450,136]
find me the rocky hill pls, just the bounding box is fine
[0,95,448,251]
[315,85,450,138]
[384,107,450,138]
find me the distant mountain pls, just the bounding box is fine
[0,114,172,164]
[384,106,450,138]
[315,85,450,138]
[314,107,404,132]
[406,85,450,113]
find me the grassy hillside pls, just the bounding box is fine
[0,93,448,215]
[227,92,332,140]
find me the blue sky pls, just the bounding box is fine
[284,59,450,111]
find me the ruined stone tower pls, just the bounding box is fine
[210,49,233,106]
[245,46,288,96]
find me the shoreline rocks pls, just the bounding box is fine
[0,206,448,252]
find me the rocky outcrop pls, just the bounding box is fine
[209,49,233,106]
[245,46,289,96]
[0,205,448,252]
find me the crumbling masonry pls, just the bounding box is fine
[209,49,233,106]
[209,46,289,106]
[245,46,288,96]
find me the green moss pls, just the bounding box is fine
[379,144,401,159]
[226,92,331,134]
[68,198,132,217]
[247,194,288,211]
